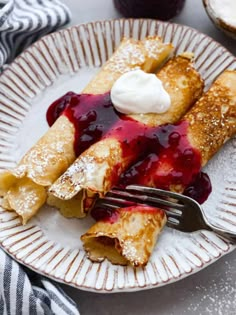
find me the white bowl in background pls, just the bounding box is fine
[203,0,236,39]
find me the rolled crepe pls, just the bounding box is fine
[186,70,236,166]
[47,189,96,218]
[121,70,236,194]
[0,36,173,224]
[81,205,166,267]
[50,54,204,200]
[81,70,236,267]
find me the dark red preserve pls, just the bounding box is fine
[114,0,186,20]
[46,92,121,156]
[47,91,212,206]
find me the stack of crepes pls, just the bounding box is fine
[0,36,236,267]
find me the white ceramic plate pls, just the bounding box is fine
[0,19,235,293]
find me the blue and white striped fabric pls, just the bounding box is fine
[0,249,80,314]
[0,0,71,70]
[0,1,80,314]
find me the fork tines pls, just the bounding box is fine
[102,185,185,212]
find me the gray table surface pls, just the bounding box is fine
[61,1,236,314]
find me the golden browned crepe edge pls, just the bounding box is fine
[130,54,204,126]
[185,70,236,166]
[129,69,236,194]
[83,36,174,94]
[47,189,96,218]
[81,206,167,267]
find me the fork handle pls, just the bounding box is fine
[207,223,236,244]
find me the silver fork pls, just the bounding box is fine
[96,184,236,243]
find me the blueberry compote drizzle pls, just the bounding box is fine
[46,92,120,156]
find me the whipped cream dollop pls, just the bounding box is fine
[209,0,236,27]
[110,70,171,115]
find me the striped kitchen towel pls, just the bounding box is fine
[0,1,80,314]
[0,248,80,314]
[0,0,71,70]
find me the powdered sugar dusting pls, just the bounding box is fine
[104,39,146,74]
[185,259,236,314]
[144,37,166,58]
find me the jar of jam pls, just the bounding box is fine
[114,0,186,20]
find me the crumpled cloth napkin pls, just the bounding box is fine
[0,1,80,314]
[0,0,71,69]
[0,249,79,314]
